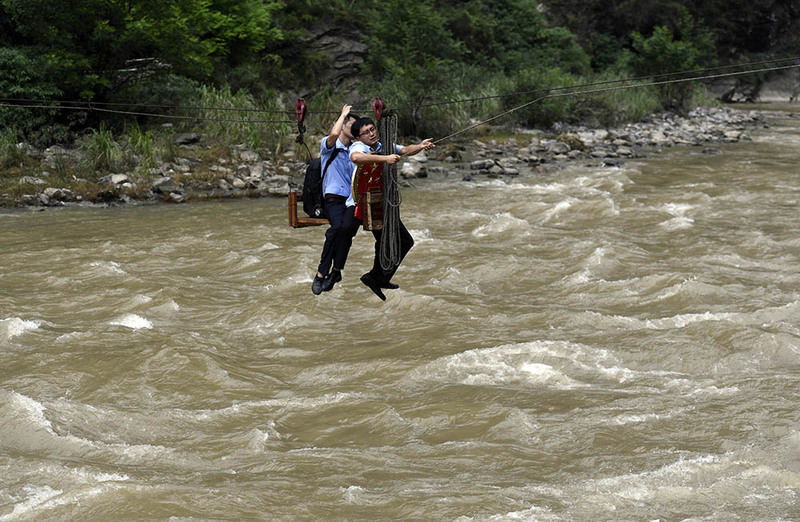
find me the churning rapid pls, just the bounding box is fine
[2,107,800,520]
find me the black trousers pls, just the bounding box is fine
[332,206,414,284]
[316,195,348,276]
[365,221,414,284]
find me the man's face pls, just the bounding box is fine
[342,116,357,139]
[357,124,379,146]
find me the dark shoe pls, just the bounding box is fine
[360,273,386,301]
[311,274,325,295]
[321,270,342,292]
[381,281,399,290]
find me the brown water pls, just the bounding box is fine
[2,107,800,520]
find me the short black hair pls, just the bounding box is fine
[350,117,375,140]
[345,112,360,122]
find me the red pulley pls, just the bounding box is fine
[372,97,385,121]
[295,98,307,124]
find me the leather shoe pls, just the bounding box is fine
[381,281,399,290]
[311,274,325,295]
[360,273,386,301]
[321,270,342,292]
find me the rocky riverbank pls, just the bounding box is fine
[1,106,767,209]
[415,106,765,180]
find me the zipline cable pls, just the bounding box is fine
[0,102,294,124]
[0,96,295,115]
[394,56,800,110]
[1,57,798,130]
[434,61,800,144]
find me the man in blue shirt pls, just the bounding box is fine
[329,117,434,300]
[312,104,360,295]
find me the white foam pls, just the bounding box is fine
[663,202,694,217]
[151,299,180,315]
[0,469,130,522]
[54,331,93,343]
[541,199,574,223]
[472,212,530,238]
[686,385,739,397]
[0,485,64,521]
[256,242,281,251]
[583,309,735,331]
[660,202,695,230]
[410,228,434,243]
[407,341,598,389]
[8,391,53,432]
[660,216,695,230]
[430,266,484,295]
[129,294,153,306]
[88,260,126,275]
[109,314,153,330]
[644,311,733,329]
[1,317,41,341]
[342,485,367,504]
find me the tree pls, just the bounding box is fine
[0,47,62,135]
[1,0,284,102]
[626,10,715,112]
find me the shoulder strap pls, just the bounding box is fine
[321,147,342,180]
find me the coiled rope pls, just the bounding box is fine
[377,112,402,273]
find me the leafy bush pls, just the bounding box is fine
[626,10,716,112]
[0,47,62,134]
[0,129,26,170]
[498,68,582,129]
[2,0,284,103]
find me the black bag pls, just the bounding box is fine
[302,147,342,218]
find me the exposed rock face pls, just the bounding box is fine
[300,26,368,93]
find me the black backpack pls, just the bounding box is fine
[302,147,342,218]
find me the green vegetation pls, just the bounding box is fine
[1,0,797,205]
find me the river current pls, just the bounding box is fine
[2,107,800,520]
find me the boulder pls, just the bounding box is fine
[99,174,131,186]
[470,159,496,170]
[237,150,261,163]
[151,176,182,194]
[173,133,201,145]
[43,187,73,202]
[401,161,427,178]
[19,176,47,185]
[42,145,83,169]
[547,141,571,154]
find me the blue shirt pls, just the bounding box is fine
[320,136,353,198]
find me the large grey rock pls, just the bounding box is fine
[43,187,74,201]
[19,176,47,185]
[151,176,182,194]
[237,150,261,163]
[547,141,571,154]
[173,133,201,145]
[401,161,426,179]
[99,174,131,186]
[470,159,496,170]
[42,145,83,169]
